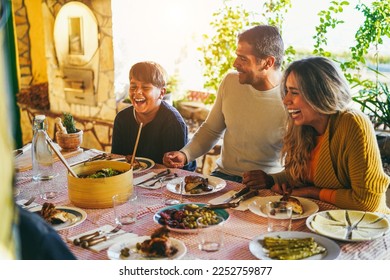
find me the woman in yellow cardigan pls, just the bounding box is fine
[247,56,390,213]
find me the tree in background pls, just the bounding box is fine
[197,0,260,98]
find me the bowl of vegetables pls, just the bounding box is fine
[68,160,133,208]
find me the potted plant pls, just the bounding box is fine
[55,112,83,152]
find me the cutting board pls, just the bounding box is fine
[14,143,83,172]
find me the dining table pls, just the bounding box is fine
[14,148,390,260]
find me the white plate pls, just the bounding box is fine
[306,210,390,242]
[249,231,340,260]
[113,157,155,173]
[166,175,226,196]
[31,206,87,231]
[248,196,319,220]
[107,236,187,260]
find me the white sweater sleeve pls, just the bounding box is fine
[182,73,286,176]
[181,76,227,162]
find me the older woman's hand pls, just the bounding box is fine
[242,170,274,189]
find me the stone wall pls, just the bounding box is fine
[13,0,116,150]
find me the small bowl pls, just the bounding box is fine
[56,130,83,152]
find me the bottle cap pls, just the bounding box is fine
[35,115,46,121]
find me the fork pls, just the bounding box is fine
[23,196,36,207]
[80,231,131,248]
[148,173,179,187]
[73,224,122,246]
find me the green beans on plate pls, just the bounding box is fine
[262,236,326,260]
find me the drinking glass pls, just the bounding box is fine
[197,216,225,252]
[265,201,292,232]
[161,177,183,205]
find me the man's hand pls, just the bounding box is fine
[163,151,187,168]
[242,170,274,189]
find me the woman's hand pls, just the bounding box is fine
[271,184,321,199]
[242,170,274,189]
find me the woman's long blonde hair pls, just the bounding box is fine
[280,57,352,184]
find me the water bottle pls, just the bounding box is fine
[31,115,56,181]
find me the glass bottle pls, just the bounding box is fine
[31,115,56,181]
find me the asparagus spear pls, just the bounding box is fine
[261,237,327,260]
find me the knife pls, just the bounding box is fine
[223,185,251,203]
[136,169,170,185]
[235,189,259,203]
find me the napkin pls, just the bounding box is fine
[67,225,138,252]
[208,191,259,211]
[16,199,41,211]
[133,172,161,189]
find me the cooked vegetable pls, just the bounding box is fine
[120,247,130,258]
[158,205,220,229]
[261,236,326,260]
[80,168,124,178]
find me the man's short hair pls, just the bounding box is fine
[238,25,284,68]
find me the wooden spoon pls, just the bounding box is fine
[130,122,143,168]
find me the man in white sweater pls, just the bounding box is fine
[163,25,286,185]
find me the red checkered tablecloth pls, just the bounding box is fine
[15,149,390,260]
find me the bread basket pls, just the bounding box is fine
[68,160,133,208]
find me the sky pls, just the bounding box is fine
[111,0,388,98]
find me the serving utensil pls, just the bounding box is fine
[45,133,78,178]
[130,122,143,168]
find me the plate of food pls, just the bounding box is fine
[306,210,390,242]
[31,202,87,231]
[248,196,319,220]
[107,227,187,260]
[153,203,229,233]
[113,157,155,173]
[249,231,340,260]
[166,175,226,196]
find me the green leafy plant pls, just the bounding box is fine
[352,82,390,129]
[62,112,77,134]
[313,1,349,57]
[340,1,390,90]
[197,0,292,95]
[197,1,258,93]
[166,74,180,95]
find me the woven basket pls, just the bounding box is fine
[68,160,133,208]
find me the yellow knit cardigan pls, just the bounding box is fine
[272,109,390,214]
